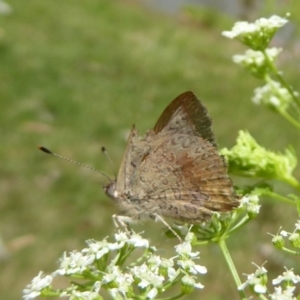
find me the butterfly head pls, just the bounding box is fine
[104,180,119,199]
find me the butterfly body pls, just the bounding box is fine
[105,91,239,222]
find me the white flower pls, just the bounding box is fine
[131,264,164,289]
[233,48,281,67]
[147,254,176,278]
[175,241,199,258]
[182,274,204,289]
[104,266,133,298]
[116,273,134,294]
[240,194,261,214]
[54,251,94,275]
[269,96,281,107]
[272,268,300,285]
[222,15,288,39]
[232,47,282,78]
[238,273,267,293]
[167,266,178,281]
[114,230,149,248]
[222,21,257,39]
[148,254,162,267]
[270,286,296,300]
[146,287,159,299]
[280,230,289,237]
[256,15,289,29]
[160,257,173,267]
[294,220,300,231]
[252,263,267,276]
[252,81,292,110]
[114,231,129,245]
[23,272,53,300]
[223,15,288,50]
[177,259,207,275]
[82,239,118,262]
[127,232,149,248]
[102,265,123,284]
[238,263,267,294]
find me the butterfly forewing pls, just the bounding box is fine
[153,91,216,147]
[114,125,151,195]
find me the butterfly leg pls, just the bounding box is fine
[151,213,183,242]
[112,214,134,235]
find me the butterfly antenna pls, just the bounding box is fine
[101,146,117,178]
[38,146,112,182]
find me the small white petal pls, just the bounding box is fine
[254,283,267,294]
[193,264,207,274]
[147,287,158,299]
[280,230,289,237]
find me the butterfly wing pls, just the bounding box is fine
[153,91,216,146]
[115,125,152,195]
[127,133,238,221]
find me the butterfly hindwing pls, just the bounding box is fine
[127,133,238,221]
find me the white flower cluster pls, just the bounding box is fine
[222,15,288,39]
[23,230,207,300]
[222,15,288,50]
[239,263,300,299]
[23,272,53,300]
[279,220,300,248]
[233,48,281,67]
[232,48,282,78]
[270,286,297,300]
[239,263,268,293]
[270,268,300,300]
[252,80,292,110]
[239,194,261,215]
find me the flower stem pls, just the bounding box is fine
[282,247,300,255]
[157,292,185,300]
[282,176,300,192]
[262,49,300,108]
[218,239,247,300]
[263,190,296,205]
[228,215,251,234]
[278,109,300,130]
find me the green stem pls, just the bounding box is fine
[278,109,300,130]
[282,176,300,192]
[262,190,296,205]
[262,50,300,108]
[263,73,300,129]
[228,215,251,234]
[218,239,247,300]
[157,292,185,300]
[282,247,300,255]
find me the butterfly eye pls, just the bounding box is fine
[104,181,118,200]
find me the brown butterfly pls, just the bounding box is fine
[104,91,239,224]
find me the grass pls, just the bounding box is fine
[0,1,300,299]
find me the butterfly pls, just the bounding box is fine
[104,91,239,225]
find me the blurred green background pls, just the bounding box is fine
[1,0,300,299]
